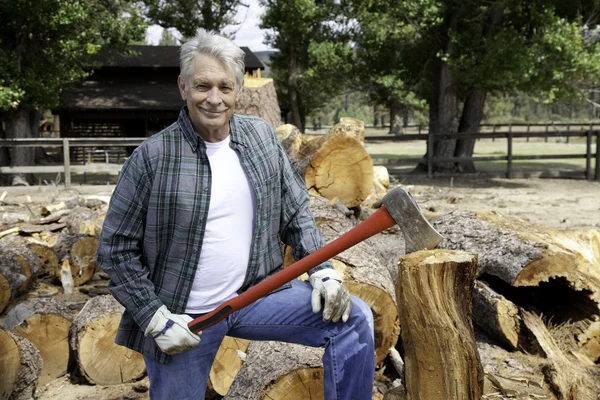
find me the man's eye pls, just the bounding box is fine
[221,87,233,92]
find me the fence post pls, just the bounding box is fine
[507,130,513,179]
[595,131,600,181]
[492,124,496,142]
[545,123,549,143]
[427,131,434,179]
[566,124,570,144]
[62,138,71,189]
[526,124,530,142]
[586,130,593,180]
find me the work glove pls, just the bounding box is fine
[144,305,201,355]
[309,269,352,323]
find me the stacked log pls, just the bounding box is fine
[69,295,145,385]
[52,233,98,286]
[0,329,42,400]
[0,250,27,314]
[225,341,324,399]
[2,298,73,386]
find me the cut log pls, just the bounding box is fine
[0,235,42,293]
[0,250,27,314]
[435,211,600,320]
[275,124,303,157]
[396,249,483,400]
[2,298,73,386]
[0,329,42,400]
[209,336,250,396]
[362,166,391,208]
[578,321,600,363]
[52,233,98,286]
[317,220,399,365]
[225,341,324,399]
[472,280,523,350]
[235,79,281,128]
[60,206,106,237]
[69,295,145,385]
[24,238,59,277]
[521,310,600,400]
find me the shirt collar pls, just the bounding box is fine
[177,106,247,152]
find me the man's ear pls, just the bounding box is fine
[177,76,187,101]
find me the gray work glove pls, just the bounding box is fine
[145,305,201,355]
[309,269,352,323]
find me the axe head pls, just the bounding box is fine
[381,186,444,253]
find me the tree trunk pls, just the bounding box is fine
[2,298,73,386]
[396,249,483,400]
[69,295,145,385]
[225,341,324,399]
[287,49,304,132]
[389,103,404,135]
[455,89,487,172]
[0,329,42,400]
[235,79,281,128]
[4,107,39,186]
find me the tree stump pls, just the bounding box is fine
[396,249,483,400]
[225,341,324,399]
[235,79,281,128]
[0,329,42,400]
[209,336,250,396]
[69,295,145,385]
[52,233,98,286]
[2,298,73,386]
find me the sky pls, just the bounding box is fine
[146,0,274,52]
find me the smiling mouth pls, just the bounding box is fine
[200,109,226,116]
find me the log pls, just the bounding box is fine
[225,341,324,399]
[69,295,145,385]
[0,329,42,400]
[362,166,391,208]
[23,237,59,277]
[578,321,600,363]
[235,78,281,128]
[209,336,250,396]
[0,250,27,314]
[2,298,73,386]
[435,211,600,319]
[52,233,98,286]
[275,124,303,156]
[328,117,365,143]
[396,249,483,400]
[472,280,523,350]
[60,206,106,237]
[0,235,42,293]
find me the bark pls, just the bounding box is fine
[0,329,42,400]
[69,295,146,385]
[0,235,42,294]
[396,249,483,400]
[59,206,106,237]
[0,249,28,314]
[52,233,99,286]
[235,80,281,128]
[455,89,487,173]
[225,341,324,400]
[389,103,405,136]
[2,298,73,386]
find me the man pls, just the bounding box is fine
[97,29,374,399]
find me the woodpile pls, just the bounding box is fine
[0,328,42,400]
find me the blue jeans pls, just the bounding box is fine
[144,279,375,399]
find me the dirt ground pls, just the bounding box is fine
[2,176,599,399]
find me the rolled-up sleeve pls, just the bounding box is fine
[97,150,162,332]
[276,137,333,275]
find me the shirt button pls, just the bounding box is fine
[203,187,208,192]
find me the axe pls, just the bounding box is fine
[188,186,443,333]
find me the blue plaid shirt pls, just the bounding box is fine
[97,107,332,363]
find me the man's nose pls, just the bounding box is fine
[206,87,222,105]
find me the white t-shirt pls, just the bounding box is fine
[185,136,256,313]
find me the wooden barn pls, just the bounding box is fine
[55,45,265,163]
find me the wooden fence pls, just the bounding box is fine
[0,128,598,188]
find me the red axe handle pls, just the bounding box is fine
[188,205,396,333]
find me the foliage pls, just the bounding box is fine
[142,0,245,37]
[0,0,146,112]
[159,28,180,46]
[260,0,354,129]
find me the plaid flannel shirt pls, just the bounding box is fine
[97,107,332,364]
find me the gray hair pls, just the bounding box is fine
[179,29,246,88]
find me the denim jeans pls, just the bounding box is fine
[143,279,375,399]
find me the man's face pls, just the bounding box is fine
[178,54,238,141]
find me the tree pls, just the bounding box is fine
[159,28,180,46]
[347,0,600,172]
[0,0,146,185]
[143,0,246,37]
[260,0,353,132]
